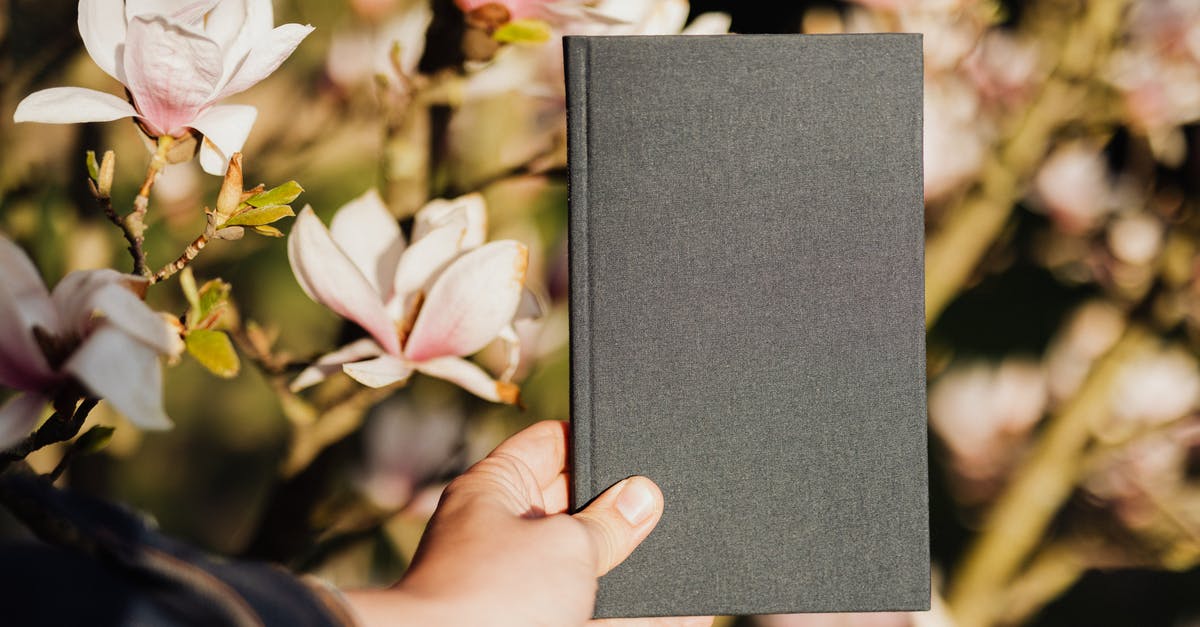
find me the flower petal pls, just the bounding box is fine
[50,269,136,338]
[123,14,222,135]
[0,393,48,451]
[13,87,139,125]
[287,206,401,355]
[404,241,528,362]
[290,338,383,392]
[78,0,128,81]
[0,237,59,388]
[412,193,487,249]
[125,0,207,20]
[63,324,172,430]
[415,356,518,404]
[343,355,414,388]
[189,104,257,175]
[387,224,467,318]
[201,0,249,50]
[214,23,314,100]
[90,283,184,356]
[682,12,731,35]
[330,189,406,299]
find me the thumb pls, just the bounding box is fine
[572,476,664,576]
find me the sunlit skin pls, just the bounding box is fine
[344,421,714,627]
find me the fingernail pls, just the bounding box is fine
[615,478,655,525]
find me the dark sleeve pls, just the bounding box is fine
[0,472,359,627]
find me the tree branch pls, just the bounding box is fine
[0,396,98,473]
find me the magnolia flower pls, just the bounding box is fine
[287,190,531,403]
[0,236,184,449]
[13,0,313,175]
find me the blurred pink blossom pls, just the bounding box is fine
[357,395,463,509]
[1045,301,1127,403]
[326,2,433,91]
[457,0,546,20]
[1033,143,1113,234]
[287,190,530,403]
[0,236,184,449]
[1109,347,1200,429]
[929,357,1047,486]
[923,77,989,201]
[12,0,313,175]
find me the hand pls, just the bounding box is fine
[343,420,712,627]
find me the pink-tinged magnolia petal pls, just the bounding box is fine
[63,324,172,430]
[190,104,257,175]
[90,283,184,356]
[78,0,128,81]
[387,224,467,318]
[214,23,315,100]
[123,15,222,135]
[124,0,206,20]
[0,393,47,451]
[404,241,528,362]
[213,0,274,83]
[13,87,139,125]
[682,12,731,35]
[415,356,519,404]
[50,269,135,338]
[330,189,406,298]
[638,0,689,34]
[290,338,383,392]
[202,0,249,51]
[287,207,402,355]
[412,194,487,249]
[343,355,414,388]
[0,238,58,388]
[166,0,222,26]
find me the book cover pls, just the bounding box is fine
[566,34,928,617]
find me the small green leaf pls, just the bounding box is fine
[493,19,552,44]
[244,181,303,208]
[86,151,99,181]
[252,225,284,238]
[185,329,240,378]
[75,425,115,454]
[180,267,200,314]
[223,204,295,227]
[186,278,235,330]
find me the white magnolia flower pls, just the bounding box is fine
[287,190,535,403]
[13,0,313,175]
[0,235,184,449]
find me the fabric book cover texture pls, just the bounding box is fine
[566,33,928,618]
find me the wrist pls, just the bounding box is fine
[341,583,456,627]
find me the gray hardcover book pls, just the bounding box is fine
[566,34,928,618]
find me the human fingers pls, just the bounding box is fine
[572,476,664,576]
[487,419,569,488]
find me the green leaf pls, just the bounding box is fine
[74,425,115,454]
[86,151,99,181]
[180,267,200,313]
[223,204,295,227]
[493,19,552,44]
[186,278,235,330]
[185,329,240,378]
[244,181,303,208]
[252,225,284,238]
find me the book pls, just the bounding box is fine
[565,34,929,618]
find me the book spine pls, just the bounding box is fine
[564,36,593,513]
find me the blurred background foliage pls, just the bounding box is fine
[3,0,1200,626]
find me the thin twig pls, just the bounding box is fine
[0,397,98,472]
[151,232,209,284]
[91,180,150,277]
